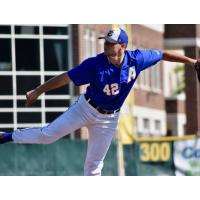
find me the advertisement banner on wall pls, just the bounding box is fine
[174,138,200,176]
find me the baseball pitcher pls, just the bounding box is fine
[0,28,200,176]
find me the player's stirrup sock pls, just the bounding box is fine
[0,133,13,144]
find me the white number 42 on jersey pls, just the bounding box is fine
[103,83,119,96]
[103,66,136,96]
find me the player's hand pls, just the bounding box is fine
[25,89,41,107]
[194,59,200,83]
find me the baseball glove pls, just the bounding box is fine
[194,59,200,82]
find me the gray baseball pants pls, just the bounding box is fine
[12,94,119,176]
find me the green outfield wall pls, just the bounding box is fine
[0,139,117,176]
[0,136,199,176]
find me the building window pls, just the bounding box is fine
[15,26,39,34]
[17,99,41,108]
[90,30,96,57]
[45,99,70,108]
[155,64,161,89]
[43,26,68,35]
[143,118,150,135]
[141,69,150,88]
[44,39,68,71]
[0,25,11,34]
[0,76,13,95]
[45,76,69,94]
[98,36,104,53]
[137,47,150,90]
[45,112,63,123]
[0,113,13,124]
[84,29,90,59]
[151,63,161,91]
[16,76,41,95]
[15,39,40,71]
[17,112,41,124]
[83,29,96,59]
[0,100,13,108]
[0,39,12,71]
[0,24,72,132]
[155,120,161,133]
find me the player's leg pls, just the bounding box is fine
[84,114,119,176]
[0,96,88,144]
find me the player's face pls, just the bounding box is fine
[104,41,125,65]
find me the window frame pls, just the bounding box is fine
[0,24,73,131]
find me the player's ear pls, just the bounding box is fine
[121,43,127,49]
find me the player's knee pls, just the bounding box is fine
[84,160,104,176]
[40,133,57,144]
[40,127,59,144]
[41,136,56,144]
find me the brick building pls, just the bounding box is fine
[164,24,200,135]
[131,25,166,136]
[1,24,197,138]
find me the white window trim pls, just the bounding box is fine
[0,25,73,131]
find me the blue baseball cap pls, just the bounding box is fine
[98,28,128,45]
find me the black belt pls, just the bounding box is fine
[84,94,120,114]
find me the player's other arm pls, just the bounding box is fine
[25,72,71,107]
[162,50,200,82]
[162,50,197,65]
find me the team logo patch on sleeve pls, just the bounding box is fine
[127,66,136,83]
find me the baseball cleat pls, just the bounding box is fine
[0,132,13,144]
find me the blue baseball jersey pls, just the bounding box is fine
[67,49,163,111]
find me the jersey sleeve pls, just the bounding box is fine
[67,57,96,86]
[135,49,163,71]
